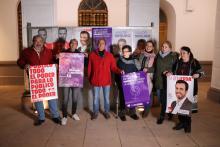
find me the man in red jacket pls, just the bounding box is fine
[88,38,122,120]
[17,35,61,126]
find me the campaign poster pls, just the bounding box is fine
[92,27,112,52]
[59,53,84,87]
[112,28,132,53]
[29,64,58,103]
[166,75,194,115]
[132,28,152,51]
[72,27,92,52]
[121,71,150,108]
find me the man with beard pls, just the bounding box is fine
[17,35,61,126]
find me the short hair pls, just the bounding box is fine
[122,45,132,52]
[80,31,90,38]
[162,40,172,49]
[32,35,43,43]
[38,28,47,34]
[97,38,106,45]
[58,27,67,32]
[69,39,78,45]
[176,80,189,91]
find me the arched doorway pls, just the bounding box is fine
[17,1,23,56]
[160,0,176,50]
[78,0,108,26]
[159,9,167,48]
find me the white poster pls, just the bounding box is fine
[166,75,194,115]
[29,64,58,102]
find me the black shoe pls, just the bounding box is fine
[103,112,111,119]
[130,114,139,120]
[142,110,149,118]
[120,115,126,121]
[156,117,164,124]
[34,119,45,126]
[184,125,191,133]
[91,113,98,120]
[173,123,184,130]
[52,117,61,125]
[192,110,198,113]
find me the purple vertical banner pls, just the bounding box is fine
[92,27,112,52]
[59,53,84,87]
[121,71,150,108]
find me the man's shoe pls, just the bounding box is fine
[156,117,164,124]
[130,114,139,120]
[120,115,126,121]
[104,112,111,119]
[91,113,98,120]
[173,123,184,130]
[34,119,45,126]
[52,117,61,125]
[61,117,68,125]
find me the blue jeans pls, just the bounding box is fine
[93,86,110,114]
[34,99,60,120]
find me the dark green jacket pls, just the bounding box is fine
[154,52,178,89]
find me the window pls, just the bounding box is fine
[78,0,108,26]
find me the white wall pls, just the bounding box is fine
[54,0,127,26]
[0,0,19,61]
[21,0,55,47]
[162,0,217,61]
[128,0,160,41]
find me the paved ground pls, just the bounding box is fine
[0,82,220,147]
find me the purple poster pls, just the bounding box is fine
[59,53,84,87]
[121,71,150,108]
[92,27,112,52]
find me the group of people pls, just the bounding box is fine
[17,30,204,134]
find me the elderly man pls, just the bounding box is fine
[88,38,122,120]
[17,35,61,126]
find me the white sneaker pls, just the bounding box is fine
[61,117,67,125]
[72,114,80,121]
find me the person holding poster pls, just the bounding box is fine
[59,39,84,125]
[166,46,204,113]
[139,40,156,118]
[154,41,178,124]
[170,80,192,133]
[116,45,141,121]
[17,35,61,126]
[88,38,122,120]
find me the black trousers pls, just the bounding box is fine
[178,115,191,129]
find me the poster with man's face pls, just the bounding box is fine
[166,75,194,115]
